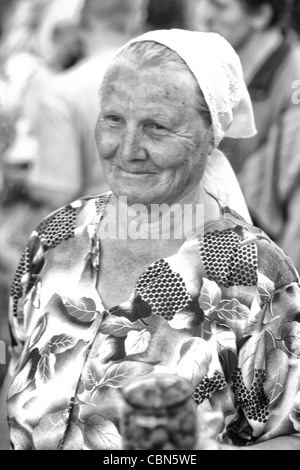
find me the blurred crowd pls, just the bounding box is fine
[0,0,300,398]
[0,0,84,389]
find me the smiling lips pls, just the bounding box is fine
[116,165,156,176]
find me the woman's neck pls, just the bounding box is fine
[103,189,205,243]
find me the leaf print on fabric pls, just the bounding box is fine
[46,294,94,330]
[176,338,212,386]
[109,295,152,323]
[239,329,282,393]
[62,423,85,450]
[27,233,44,265]
[25,234,45,295]
[281,321,300,357]
[243,293,266,338]
[8,348,41,400]
[253,329,279,373]
[9,418,33,450]
[97,335,126,364]
[210,322,238,380]
[80,252,98,285]
[31,280,42,309]
[27,314,48,350]
[84,415,120,450]
[81,359,106,392]
[257,273,274,305]
[198,278,221,315]
[91,362,153,398]
[264,349,289,405]
[34,335,77,387]
[269,284,300,327]
[33,413,61,450]
[168,297,204,330]
[218,299,250,325]
[36,345,56,387]
[13,314,48,376]
[124,329,151,355]
[290,392,300,432]
[63,297,98,323]
[32,410,68,450]
[14,341,41,378]
[49,334,76,354]
[210,298,251,345]
[35,334,76,387]
[211,322,236,355]
[7,362,34,401]
[100,315,144,337]
[238,332,261,389]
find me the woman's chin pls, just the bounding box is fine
[110,185,158,206]
[118,192,154,207]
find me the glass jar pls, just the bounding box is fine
[120,373,198,450]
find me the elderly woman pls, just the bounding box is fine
[4,30,300,450]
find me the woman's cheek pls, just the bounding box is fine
[151,141,190,169]
[97,133,119,160]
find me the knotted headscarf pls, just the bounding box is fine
[119,29,257,147]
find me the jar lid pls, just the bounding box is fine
[121,373,193,410]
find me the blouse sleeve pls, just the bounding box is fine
[198,219,300,447]
[7,247,30,377]
[232,235,300,445]
[7,218,49,378]
[235,281,300,444]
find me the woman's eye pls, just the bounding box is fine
[148,122,167,132]
[106,115,122,126]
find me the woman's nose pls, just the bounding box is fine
[120,128,147,161]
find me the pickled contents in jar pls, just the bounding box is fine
[120,373,197,450]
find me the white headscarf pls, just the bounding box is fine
[120,29,257,147]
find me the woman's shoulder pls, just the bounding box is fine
[201,205,299,290]
[33,192,112,242]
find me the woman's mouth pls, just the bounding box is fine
[116,166,156,176]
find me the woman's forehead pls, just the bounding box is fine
[102,56,197,100]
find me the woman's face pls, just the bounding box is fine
[190,0,256,51]
[96,57,213,207]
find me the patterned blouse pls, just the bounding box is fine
[6,192,300,450]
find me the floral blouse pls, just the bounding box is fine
[6,191,300,450]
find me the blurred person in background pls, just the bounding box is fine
[0,0,84,178]
[188,0,300,273]
[0,0,84,449]
[0,1,14,37]
[291,0,300,38]
[26,0,148,212]
[0,0,84,392]
[144,0,187,31]
[0,0,84,234]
